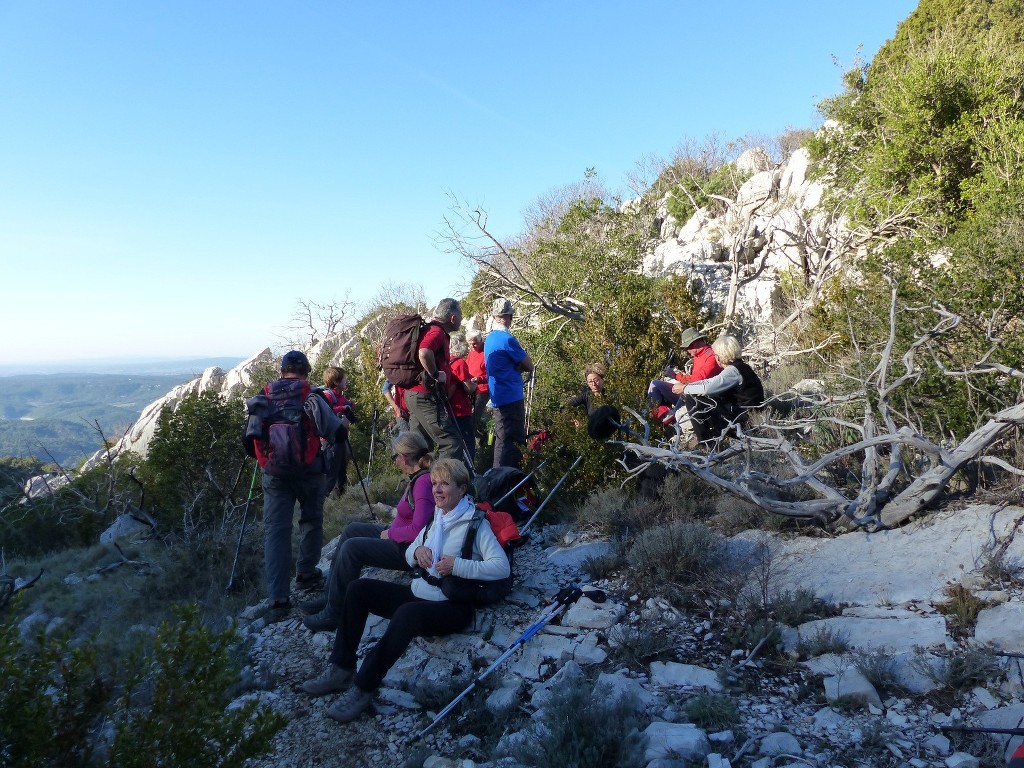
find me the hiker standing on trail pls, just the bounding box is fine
[448,332,477,464]
[484,298,535,469]
[244,350,347,624]
[405,298,471,473]
[465,329,489,442]
[316,366,355,497]
[301,458,509,724]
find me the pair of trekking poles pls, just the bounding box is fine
[225,426,376,593]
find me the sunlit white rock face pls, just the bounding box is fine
[640,145,841,334]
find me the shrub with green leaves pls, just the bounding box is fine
[0,602,284,767]
[140,390,249,538]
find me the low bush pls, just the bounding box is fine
[853,649,907,696]
[924,647,1003,691]
[685,693,739,730]
[626,520,725,599]
[608,624,674,668]
[795,625,850,658]
[936,584,987,638]
[509,677,645,767]
[0,603,284,767]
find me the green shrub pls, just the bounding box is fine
[0,603,284,767]
[626,521,725,598]
[685,693,739,730]
[510,677,645,768]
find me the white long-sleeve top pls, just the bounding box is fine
[682,364,741,397]
[405,501,511,601]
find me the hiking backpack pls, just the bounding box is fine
[251,379,321,478]
[377,313,432,389]
[421,502,522,607]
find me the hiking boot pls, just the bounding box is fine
[303,608,340,633]
[294,568,324,591]
[326,687,373,724]
[299,595,328,615]
[301,664,353,697]
[261,600,292,625]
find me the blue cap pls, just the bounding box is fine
[281,350,311,373]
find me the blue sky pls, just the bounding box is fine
[0,1,918,366]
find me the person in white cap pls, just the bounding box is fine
[483,298,535,468]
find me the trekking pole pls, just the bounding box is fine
[366,407,379,479]
[491,460,547,511]
[346,437,376,521]
[436,381,477,474]
[413,584,606,741]
[226,463,260,593]
[520,454,582,534]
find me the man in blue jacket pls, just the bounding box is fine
[483,298,535,468]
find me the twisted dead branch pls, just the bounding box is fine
[619,289,1024,530]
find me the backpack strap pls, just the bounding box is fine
[404,468,430,511]
[460,506,488,561]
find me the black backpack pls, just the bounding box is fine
[378,314,430,389]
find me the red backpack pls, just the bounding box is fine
[253,379,321,477]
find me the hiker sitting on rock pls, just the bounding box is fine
[301,458,509,724]
[300,431,434,633]
[647,327,722,426]
[681,335,765,447]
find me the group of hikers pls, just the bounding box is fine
[242,296,764,725]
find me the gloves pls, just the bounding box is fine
[342,404,358,423]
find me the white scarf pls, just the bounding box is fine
[425,495,474,577]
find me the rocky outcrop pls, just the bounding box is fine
[226,503,1024,768]
[641,145,839,336]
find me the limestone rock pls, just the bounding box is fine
[975,602,1024,653]
[642,721,710,762]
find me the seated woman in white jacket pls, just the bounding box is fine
[302,457,510,724]
[681,335,765,446]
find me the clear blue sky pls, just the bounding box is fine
[0,1,918,366]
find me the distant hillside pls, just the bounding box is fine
[0,373,196,467]
[0,356,245,376]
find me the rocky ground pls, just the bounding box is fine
[233,504,1024,768]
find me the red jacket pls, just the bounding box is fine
[676,345,722,385]
[408,324,451,394]
[448,357,473,417]
[466,347,488,394]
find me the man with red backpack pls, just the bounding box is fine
[244,351,348,624]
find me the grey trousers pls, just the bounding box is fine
[262,472,326,603]
[406,390,471,472]
[324,521,410,617]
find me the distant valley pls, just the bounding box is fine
[0,360,243,467]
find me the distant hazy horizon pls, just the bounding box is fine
[0,355,248,377]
